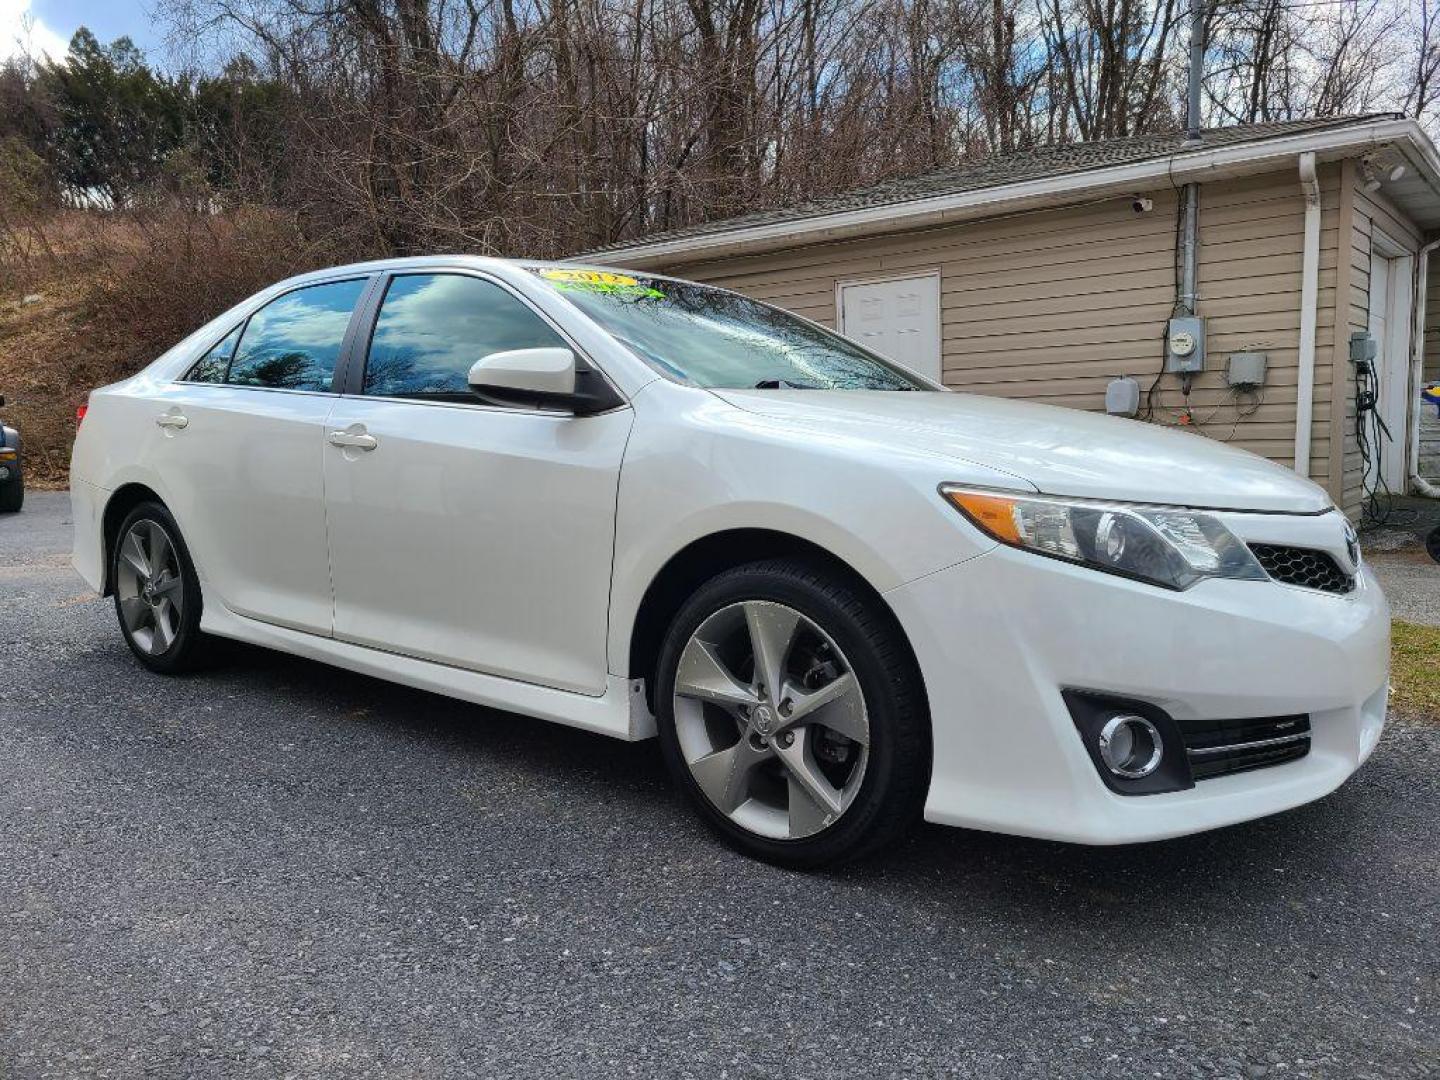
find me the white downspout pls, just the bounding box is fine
[1410,238,1440,498]
[1293,153,1322,479]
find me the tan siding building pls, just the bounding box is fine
[592,117,1440,520]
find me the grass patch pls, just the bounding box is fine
[1391,620,1440,719]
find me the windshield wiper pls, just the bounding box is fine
[753,379,813,389]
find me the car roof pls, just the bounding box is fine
[266,255,693,293]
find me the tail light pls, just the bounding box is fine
[76,403,88,427]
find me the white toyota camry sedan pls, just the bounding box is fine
[70,257,1390,866]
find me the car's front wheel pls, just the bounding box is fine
[0,473,21,512]
[111,502,209,674]
[655,559,929,868]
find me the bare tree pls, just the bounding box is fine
[1208,0,1301,123]
[1041,0,1181,140]
[1404,0,1440,127]
[130,0,1437,258]
[1308,0,1401,118]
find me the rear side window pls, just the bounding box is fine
[228,279,367,392]
[185,324,243,383]
[363,274,565,399]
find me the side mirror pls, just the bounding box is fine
[467,347,622,415]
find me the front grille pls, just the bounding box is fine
[1178,714,1311,781]
[1249,544,1355,594]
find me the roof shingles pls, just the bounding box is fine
[589,114,1399,256]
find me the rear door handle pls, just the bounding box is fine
[328,428,378,451]
[155,412,189,429]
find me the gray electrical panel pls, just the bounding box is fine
[1105,376,1141,416]
[1349,330,1377,366]
[1227,352,1267,388]
[1165,316,1206,374]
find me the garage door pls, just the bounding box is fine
[837,273,942,382]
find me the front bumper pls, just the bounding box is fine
[885,541,1389,845]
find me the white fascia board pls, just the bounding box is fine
[592,118,1440,269]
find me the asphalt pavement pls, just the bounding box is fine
[1369,550,1440,627]
[2,491,1437,1078]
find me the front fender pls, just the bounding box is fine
[605,381,1003,675]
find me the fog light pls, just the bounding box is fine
[1097,715,1163,778]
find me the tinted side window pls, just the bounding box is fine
[185,324,242,383]
[228,279,367,392]
[363,274,565,398]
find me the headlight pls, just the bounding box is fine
[941,485,1267,591]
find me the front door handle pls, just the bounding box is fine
[328,428,378,451]
[155,412,189,429]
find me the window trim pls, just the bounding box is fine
[173,273,378,393]
[178,321,245,385]
[338,267,627,413]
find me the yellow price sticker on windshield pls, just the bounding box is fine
[540,269,640,287]
[538,267,665,299]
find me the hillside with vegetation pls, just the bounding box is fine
[0,208,317,484]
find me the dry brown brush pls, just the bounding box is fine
[0,204,329,483]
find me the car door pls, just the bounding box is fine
[145,276,373,634]
[322,270,633,696]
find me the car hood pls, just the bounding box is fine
[709,389,1333,513]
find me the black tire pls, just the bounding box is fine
[0,476,21,512]
[655,558,929,869]
[111,501,209,674]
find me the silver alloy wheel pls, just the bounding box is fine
[115,519,185,656]
[672,600,870,840]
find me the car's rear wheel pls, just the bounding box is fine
[112,502,208,673]
[655,559,928,868]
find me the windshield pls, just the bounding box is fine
[530,267,929,391]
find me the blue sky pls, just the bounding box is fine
[3,0,166,64]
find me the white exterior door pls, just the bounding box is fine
[838,273,942,382]
[1368,247,1414,493]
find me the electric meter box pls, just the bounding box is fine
[1165,316,1206,374]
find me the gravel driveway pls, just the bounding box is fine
[2,491,1436,1079]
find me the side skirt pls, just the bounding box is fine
[200,603,657,741]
